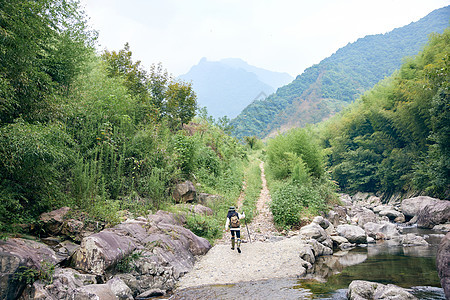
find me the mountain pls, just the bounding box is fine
[178,58,293,119]
[230,5,450,139]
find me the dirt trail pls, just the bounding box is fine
[176,162,308,289]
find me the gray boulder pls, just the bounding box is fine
[173,181,196,203]
[299,223,333,248]
[363,221,400,240]
[437,232,450,299]
[19,268,97,300]
[0,238,66,300]
[73,210,210,290]
[336,224,367,244]
[401,233,428,247]
[401,196,441,219]
[416,200,450,229]
[348,280,417,299]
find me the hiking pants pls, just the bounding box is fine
[231,229,240,239]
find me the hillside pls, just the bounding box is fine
[230,5,450,139]
[178,58,293,119]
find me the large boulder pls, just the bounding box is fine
[401,233,428,246]
[401,196,442,219]
[416,200,450,229]
[363,221,400,240]
[348,280,417,299]
[299,223,332,248]
[73,225,141,275]
[172,181,196,203]
[38,207,105,242]
[0,238,66,300]
[73,210,211,281]
[19,268,98,300]
[437,232,450,299]
[336,224,367,244]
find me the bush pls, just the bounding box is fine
[0,120,75,227]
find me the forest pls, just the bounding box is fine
[319,28,449,200]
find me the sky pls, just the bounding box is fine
[80,0,449,77]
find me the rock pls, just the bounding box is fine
[401,196,442,219]
[340,194,353,206]
[19,268,97,300]
[326,207,348,226]
[312,216,330,229]
[416,200,450,229]
[298,244,315,264]
[72,283,118,300]
[299,223,329,243]
[137,288,166,298]
[437,232,450,299]
[172,181,196,203]
[73,210,210,296]
[434,224,450,232]
[176,204,213,216]
[394,214,406,223]
[378,209,402,221]
[352,192,371,202]
[107,277,134,300]
[306,239,333,257]
[363,222,400,240]
[73,227,140,275]
[336,224,367,244]
[348,280,417,300]
[197,193,223,206]
[330,235,349,248]
[355,209,377,227]
[0,238,67,300]
[38,206,72,236]
[401,233,429,246]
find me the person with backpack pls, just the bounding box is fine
[225,206,245,253]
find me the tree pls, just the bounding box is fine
[166,80,197,128]
[101,43,148,101]
[0,0,94,124]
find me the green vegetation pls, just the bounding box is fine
[265,128,338,229]
[231,6,450,139]
[0,1,246,234]
[320,29,449,199]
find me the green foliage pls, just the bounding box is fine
[0,2,247,234]
[0,121,74,226]
[15,261,55,285]
[321,29,450,198]
[265,127,336,229]
[0,0,95,124]
[115,250,145,273]
[241,157,262,222]
[266,128,324,180]
[185,214,221,243]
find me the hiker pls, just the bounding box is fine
[225,206,245,253]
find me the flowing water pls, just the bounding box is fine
[167,227,446,299]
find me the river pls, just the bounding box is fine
[167,226,445,299]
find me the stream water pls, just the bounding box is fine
[168,226,446,300]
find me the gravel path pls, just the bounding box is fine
[176,162,305,289]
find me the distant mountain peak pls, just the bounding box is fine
[178,58,293,119]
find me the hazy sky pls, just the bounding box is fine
[81,0,449,77]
